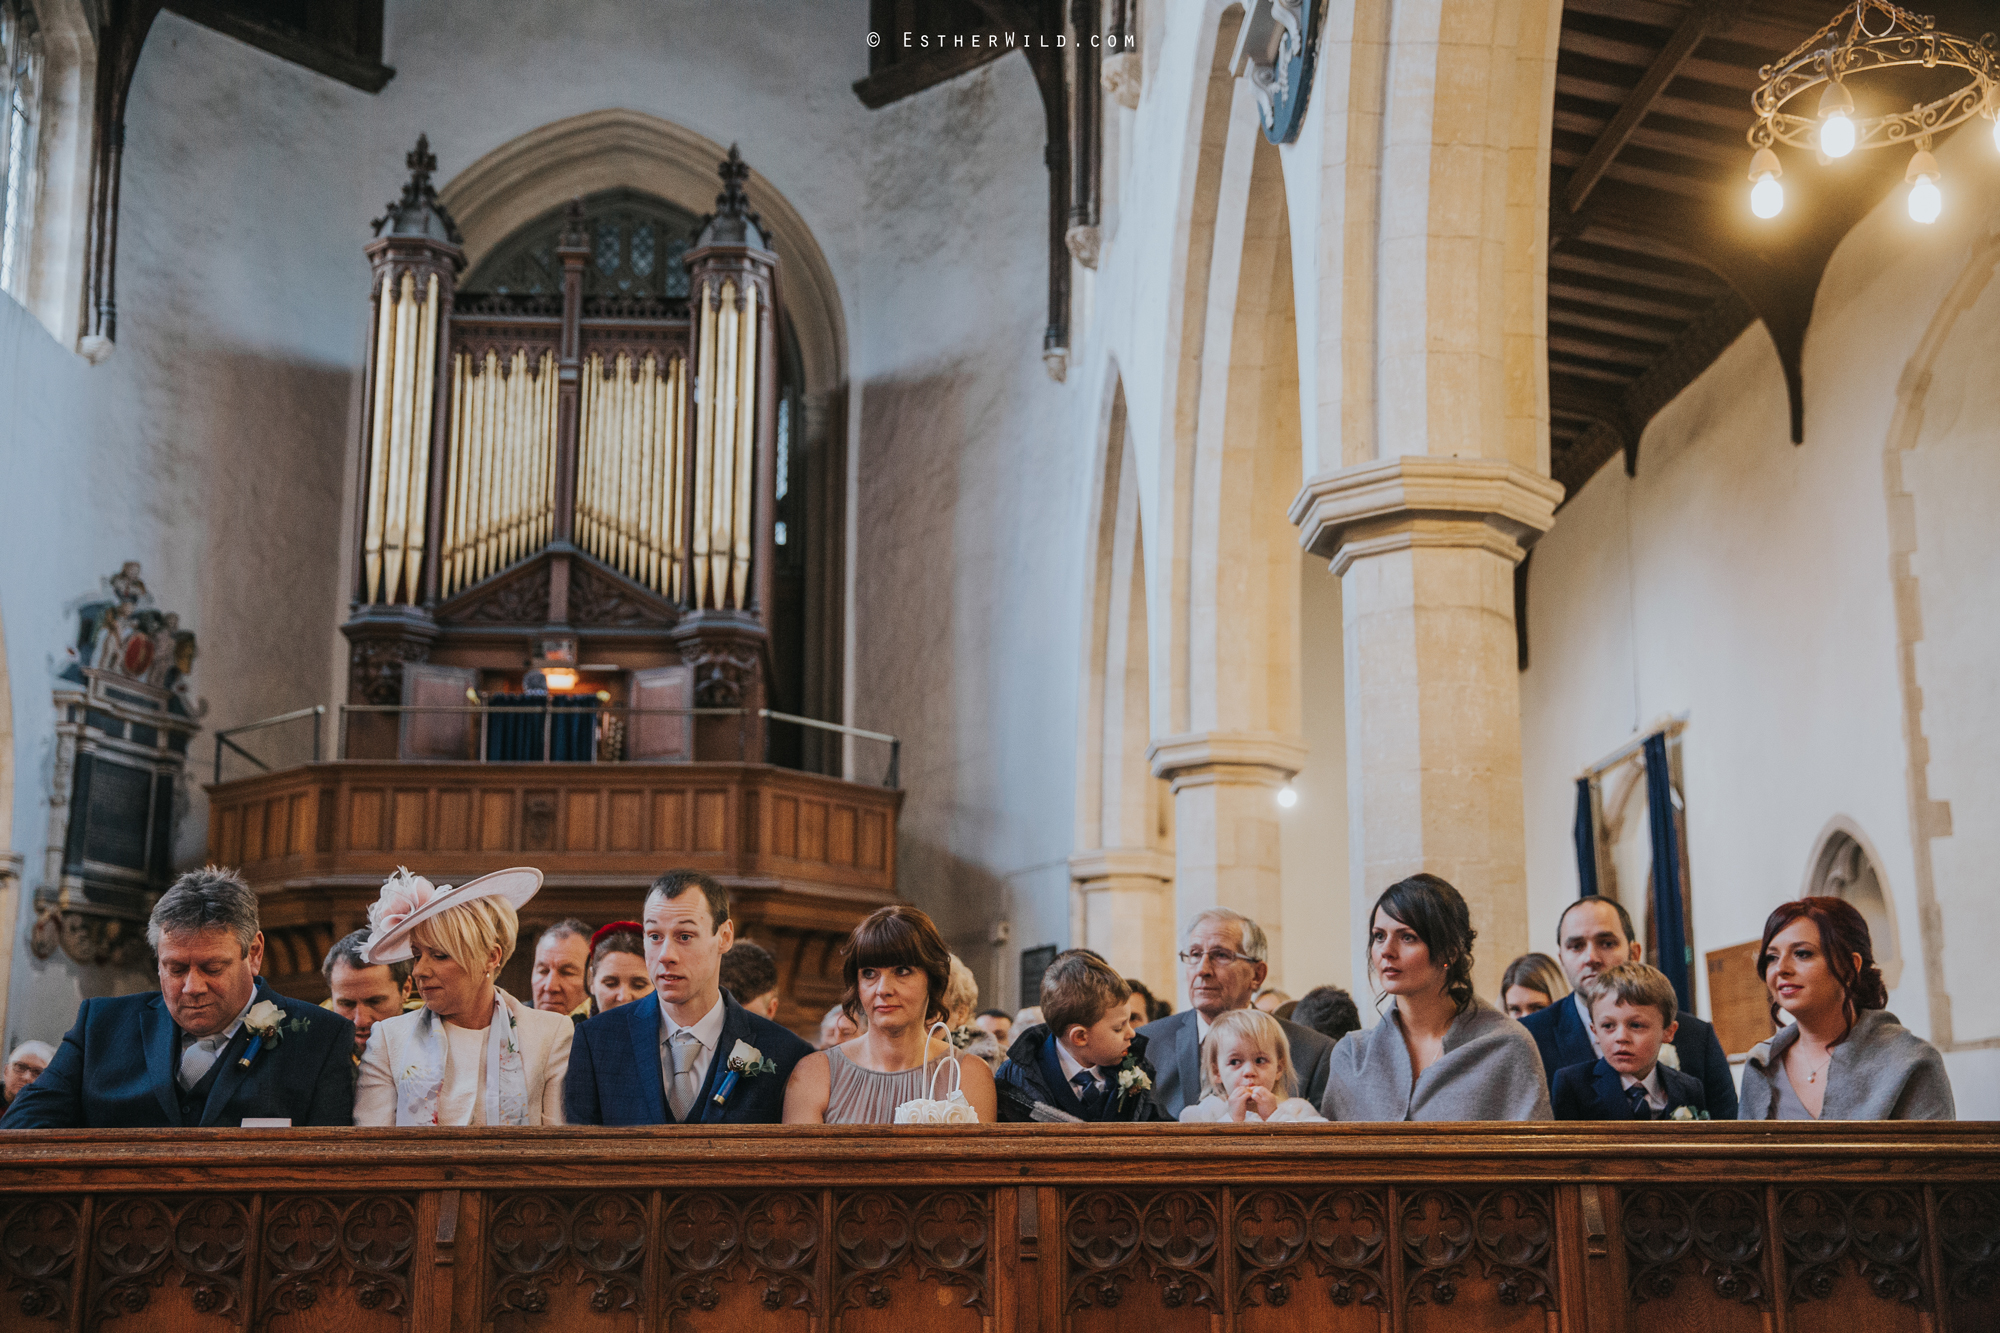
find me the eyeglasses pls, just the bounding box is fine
[1178,948,1255,968]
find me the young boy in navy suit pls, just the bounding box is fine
[994,950,1163,1122]
[1552,963,1707,1121]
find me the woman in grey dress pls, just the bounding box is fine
[1321,874,1551,1122]
[1740,897,1952,1121]
[783,904,997,1124]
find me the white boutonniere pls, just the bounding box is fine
[710,1040,779,1109]
[1114,1057,1152,1110]
[237,1000,309,1069]
[1667,1105,1711,1121]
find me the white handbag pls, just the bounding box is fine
[893,1022,980,1124]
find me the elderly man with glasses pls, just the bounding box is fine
[1138,908,1337,1119]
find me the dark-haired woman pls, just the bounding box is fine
[585,922,652,1018]
[1321,874,1551,1122]
[783,904,997,1124]
[1741,897,1953,1120]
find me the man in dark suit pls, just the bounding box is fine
[566,870,810,1125]
[1520,897,1738,1119]
[1138,908,1334,1119]
[1552,1057,1707,1120]
[2,868,354,1129]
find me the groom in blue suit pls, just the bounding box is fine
[1520,897,1738,1120]
[566,870,810,1126]
[3,869,354,1129]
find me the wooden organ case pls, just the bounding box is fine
[208,139,892,1034]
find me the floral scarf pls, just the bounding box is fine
[395,988,531,1126]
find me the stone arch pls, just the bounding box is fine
[1802,818,1903,993]
[436,109,846,400]
[1881,228,2000,1049]
[1149,7,1306,972]
[1071,369,1174,988]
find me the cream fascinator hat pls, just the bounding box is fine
[361,866,544,965]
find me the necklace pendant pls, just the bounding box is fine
[1808,1071,1817,1083]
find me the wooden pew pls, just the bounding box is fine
[0,1123,1995,1332]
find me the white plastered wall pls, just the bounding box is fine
[1519,122,2000,1118]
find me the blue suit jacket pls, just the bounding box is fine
[0,981,355,1129]
[1521,995,1738,1120]
[1552,1056,1707,1120]
[564,991,812,1126]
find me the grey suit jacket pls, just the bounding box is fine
[1138,1008,1336,1119]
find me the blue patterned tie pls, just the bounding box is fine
[1072,1071,1104,1118]
[1625,1084,1651,1121]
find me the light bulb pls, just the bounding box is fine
[1276,785,1299,809]
[1821,112,1856,158]
[1909,174,1941,224]
[1751,173,1784,218]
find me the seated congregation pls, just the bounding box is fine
[0,859,1955,1130]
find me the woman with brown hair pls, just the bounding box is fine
[1740,897,1953,1120]
[782,905,997,1124]
[585,921,652,1018]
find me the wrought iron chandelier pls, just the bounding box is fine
[1746,0,1999,223]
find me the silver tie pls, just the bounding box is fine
[667,1029,702,1121]
[178,1033,228,1091]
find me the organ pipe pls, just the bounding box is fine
[576,352,687,599]
[361,269,441,605]
[437,349,558,600]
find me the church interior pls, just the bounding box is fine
[1,0,1999,1325]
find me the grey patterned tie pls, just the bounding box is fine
[666,1029,702,1121]
[178,1033,230,1091]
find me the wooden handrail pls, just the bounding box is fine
[1,1126,1995,1331]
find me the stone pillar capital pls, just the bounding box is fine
[1068,848,1177,887]
[1288,457,1566,576]
[1146,730,1307,787]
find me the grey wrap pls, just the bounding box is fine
[1739,1010,1954,1121]
[1320,996,1552,1123]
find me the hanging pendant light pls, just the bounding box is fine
[1906,148,1943,224]
[1748,147,1786,218]
[1746,2,1996,222]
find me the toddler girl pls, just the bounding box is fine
[1178,1009,1327,1123]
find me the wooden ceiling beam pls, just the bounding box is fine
[1563,0,1733,215]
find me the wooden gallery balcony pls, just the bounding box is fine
[0,1125,1995,1332]
[206,762,900,1029]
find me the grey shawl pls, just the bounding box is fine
[1740,1010,1954,1121]
[1320,997,1551,1123]
[1138,1008,1335,1120]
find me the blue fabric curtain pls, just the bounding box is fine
[1573,777,1599,899]
[484,694,600,762]
[1642,732,1692,1011]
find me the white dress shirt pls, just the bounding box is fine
[1054,1040,1104,1097]
[659,993,729,1110]
[1573,992,1603,1056]
[178,993,260,1090]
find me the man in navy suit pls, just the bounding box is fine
[566,870,810,1126]
[1520,897,1738,1120]
[1551,961,1707,1120]
[2,868,354,1129]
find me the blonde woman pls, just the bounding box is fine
[353,868,571,1126]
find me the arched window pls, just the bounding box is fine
[461,188,700,298]
[0,0,43,297]
[1806,823,1903,991]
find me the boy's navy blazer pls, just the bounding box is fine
[0,981,355,1129]
[1521,995,1739,1120]
[564,990,811,1126]
[1550,1056,1707,1121]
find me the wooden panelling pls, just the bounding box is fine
[563,790,600,852]
[391,789,428,851]
[287,793,313,855]
[653,790,688,850]
[3,1127,1998,1333]
[772,795,798,859]
[607,791,644,852]
[349,789,384,850]
[800,800,827,863]
[242,800,267,864]
[828,805,856,867]
[859,810,886,872]
[694,790,728,853]
[479,789,514,851]
[436,789,472,850]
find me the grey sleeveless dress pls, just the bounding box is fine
[823,1045,935,1125]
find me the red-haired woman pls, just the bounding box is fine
[1740,897,1953,1120]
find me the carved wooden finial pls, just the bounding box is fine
[372,133,462,245]
[695,145,766,248]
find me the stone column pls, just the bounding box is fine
[1068,848,1176,989]
[1150,731,1306,988]
[1291,458,1561,999]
